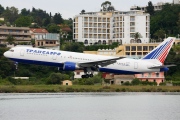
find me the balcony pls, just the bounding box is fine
[0,32,31,36]
[15,37,31,41]
[0,36,6,40]
[43,44,59,47]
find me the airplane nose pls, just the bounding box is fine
[3,51,8,57]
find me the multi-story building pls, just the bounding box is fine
[130,0,180,11]
[73,10,150,45]
[30,28,60,50]
[0,26,31,44]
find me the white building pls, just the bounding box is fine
[73,10,150,45]
[130,0,180,11]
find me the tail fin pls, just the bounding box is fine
[142,37,175,63]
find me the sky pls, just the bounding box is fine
[0,0,173,19]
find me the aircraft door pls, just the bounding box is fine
[134,62,138,69]
[20,49,25,56]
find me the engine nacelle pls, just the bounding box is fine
[63,62,79,71]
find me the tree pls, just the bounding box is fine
[21,8,30,16]
[177,13,180,33]
[6,35,15,44]
[47,73,69,84]
[62,42,85,52]
[101,1,111,11]
[14,16,31,27]
[107,6,115,11]
[53,13,63,24]
[80,9,85,14]
[136,6,141,10]
[0,4,4,15]
[46,23,60,33]
[154,29,166,41]
[43,18,51,27]
[2,6,19,24]
[133,32,141,43]
[146,1,154,15]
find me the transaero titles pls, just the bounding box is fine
[26,49,61,55]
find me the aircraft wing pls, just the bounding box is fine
[78,57,125,67]
[148,64,176,69]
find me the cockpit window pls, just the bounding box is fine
[9,49,14,52]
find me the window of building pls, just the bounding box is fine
[149,46,154,51]
[131,46,136,51]
[143,46,148,51]
[131,52,136,55]
[126,46,130,51]
[130,16,135,21]
[137,52,142,55]
[126,52,130,55]
[156,73,159,77]
[137,46,142,51]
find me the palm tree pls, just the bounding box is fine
[6,35,15,45]
[133,32,141,43]
[101,1,111,11]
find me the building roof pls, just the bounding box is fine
[58,24,72,32]
[30,28,49,33]
[61,27,71,32]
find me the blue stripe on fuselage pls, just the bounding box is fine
[9,58,64,67]
[99,68,141,74]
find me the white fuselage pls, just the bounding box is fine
[4,47,162,74]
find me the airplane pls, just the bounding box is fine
[3,37,176,78]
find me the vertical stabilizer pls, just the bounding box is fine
[142,37,175,63]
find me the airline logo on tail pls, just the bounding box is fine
[143,37,175,63]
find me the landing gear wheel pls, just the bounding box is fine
[89,74,93,77]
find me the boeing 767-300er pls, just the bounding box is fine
[4,37,176,78]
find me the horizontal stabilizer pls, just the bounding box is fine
[148,64,176,69]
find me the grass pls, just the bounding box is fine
[0,85,180,93]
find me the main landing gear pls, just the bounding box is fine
[81,67,94,78]
[81,74,94,78]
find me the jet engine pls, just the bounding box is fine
[63,62,79,71]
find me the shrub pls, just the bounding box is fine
[131,78,141,85]
[123,81,131,86]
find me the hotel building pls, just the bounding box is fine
[73,10,150,45]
